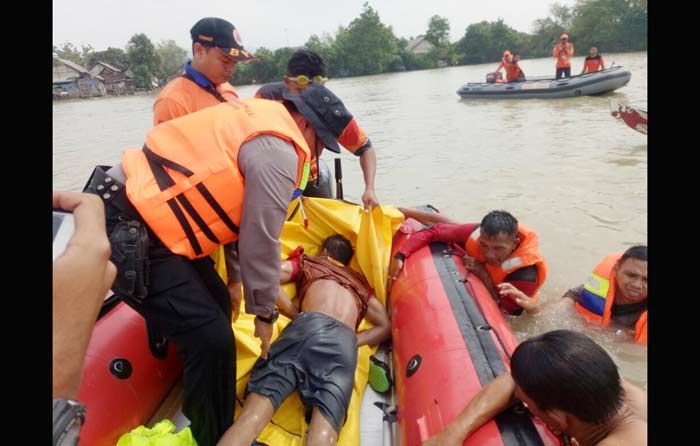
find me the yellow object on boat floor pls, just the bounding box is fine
[117,419,197,446]
[232,197,403,446]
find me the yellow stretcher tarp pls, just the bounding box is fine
[230,197,403,446]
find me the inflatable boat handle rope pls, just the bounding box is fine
[453,252,574,445]
[456,264,512,362]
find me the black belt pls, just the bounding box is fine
[84,165,140,220]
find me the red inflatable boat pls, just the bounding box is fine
[73,212,559,446]
[389,218,559,446]
[75,298,182,446]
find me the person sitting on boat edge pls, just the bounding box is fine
[218,234,391,446]
[494,51,526,83]
[559,246,647,344]
[553,33,575,79]
[581,47,606,74]
[255,49,379,210]
[423,330,647,446]
[389,209,547,316]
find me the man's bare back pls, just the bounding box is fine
[302,280,360,330]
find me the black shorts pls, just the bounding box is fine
[246,312,358,433]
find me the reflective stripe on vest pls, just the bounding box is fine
[124,99,310,259]
[143,145,240,256]
[575,253,621,325]
[579,272,611,316]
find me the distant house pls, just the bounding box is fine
[406,35,435,55]
[88,61,135,95]
[53,57,106,99]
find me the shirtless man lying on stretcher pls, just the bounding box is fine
[218,234,391,446]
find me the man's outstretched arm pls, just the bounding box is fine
[423,373,518,446]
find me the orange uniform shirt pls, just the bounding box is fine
[552,42,575,68]
[153,76,239,125]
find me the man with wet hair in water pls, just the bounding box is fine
[390,209,547,315]
[218,234,391,446]
[560,245,648,344]
[423,330,647,446]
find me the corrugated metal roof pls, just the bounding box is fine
[54,57,105,81]
[96,61,124,73]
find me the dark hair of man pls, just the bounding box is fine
[620,245,647,264]
[320,234,354,266]
[192,41,213,55]
[510,330,624,424]
[287,49,327,78]
[480,210,518,237]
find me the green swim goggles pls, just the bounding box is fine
[285,74,328,86]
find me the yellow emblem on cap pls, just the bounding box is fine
[229,48,240,56]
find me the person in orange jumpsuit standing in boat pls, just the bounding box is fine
[553,33,575,79]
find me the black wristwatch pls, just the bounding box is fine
[255,309,280,324]
[53,398,86,446]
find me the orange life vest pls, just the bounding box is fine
[123,99,311,259]
[575,253,648,344]
[583,56,604,73]
[465,224,547,294]
[504,61,524,82]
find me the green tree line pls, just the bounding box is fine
[53,35,186,89]
[54,0,646,90]
[235,0,646,84]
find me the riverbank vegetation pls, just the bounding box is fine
[53,0,646,89]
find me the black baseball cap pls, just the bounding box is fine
[190,17,256,62]
[284,84,354,154]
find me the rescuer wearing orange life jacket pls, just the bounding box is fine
[561,246,647,344]
[255,49,379,211]
[152,17,259,321]
[581,47,606,74]
[84,99,311,446]
[495,51,526,83]
[389,209,547,316]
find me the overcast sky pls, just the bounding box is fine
[53,0,576,53]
